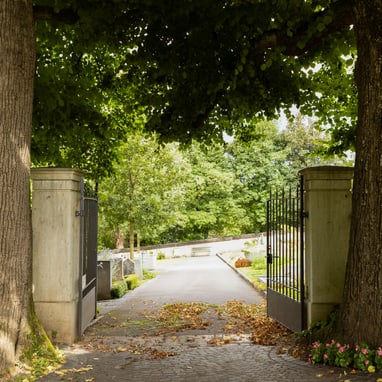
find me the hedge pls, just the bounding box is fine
[124,274,139,290]
[111,280,128,299]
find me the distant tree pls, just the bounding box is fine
[226,121,288,232]
[276,113,353,184]
[98,133,187,257]
[171,142,251,240]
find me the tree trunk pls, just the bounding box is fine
[338,1,382,347]
[114,228,125,249]
[137,232,141,253]
[0,0,36,373]
[129,221,135,260]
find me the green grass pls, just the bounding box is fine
[238,256,267,292]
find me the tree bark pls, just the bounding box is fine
[338,1,382,347]
[137,232,141,253]
[129,221,135,260]
[114,228,125,249]
[0,0,36,373]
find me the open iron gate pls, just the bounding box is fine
[78,178,98,335]
[266,176,306,332]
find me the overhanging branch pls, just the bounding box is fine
[252,0,354,57]
[33,6,79,24]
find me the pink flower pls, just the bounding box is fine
[361,348,368,355]
[323,354,329,360]
[364,360,369,366]
[377,348,382,357]
[338,346,346,354]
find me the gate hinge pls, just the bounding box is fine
[302,211,309,218]
[75,210,85,217]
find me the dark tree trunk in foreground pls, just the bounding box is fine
[338,1,382,347]
[0,0,36,374]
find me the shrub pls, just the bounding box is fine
[124,274,139,290]
[143,269,157,279]
[251,256,266,271]
[310,340,382,372]
[111,280,128,299]
[234,258,251,268]
[156,252,166,260]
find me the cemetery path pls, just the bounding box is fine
[37,255,381,382]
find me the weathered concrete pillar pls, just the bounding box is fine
[31,168,83,343]
[300,166,353,327]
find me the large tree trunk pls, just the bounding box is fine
[0,0,36,374]
[338,1,382,347]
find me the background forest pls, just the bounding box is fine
[98,115,352,250]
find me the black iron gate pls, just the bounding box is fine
[266,176,306,332]
[78,178,98,335]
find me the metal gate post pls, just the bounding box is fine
[77,176,85,338]
[299,175,306,330]
[78,178,98,336]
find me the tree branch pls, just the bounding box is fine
[252,0,354,57]
[33,6,79,24]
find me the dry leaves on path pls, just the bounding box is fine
[146,300,292,347]
[79,300,292,364]
[216,300,292,346]
[81,337,177,360]
[147,302,211,333]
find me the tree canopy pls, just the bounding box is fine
[32,0,356,163]
[121,0,356,147]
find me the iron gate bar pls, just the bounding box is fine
[299,175,305,328]
[266,176,306,332]
[78,178,99,336]
[78,176,85,338]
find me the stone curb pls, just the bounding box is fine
[216,253,267,298]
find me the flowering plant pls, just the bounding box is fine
[375,347,382,371]
[310,340,382,372]
[310,341,327,364]
[353,343,373,372]
[311,340,352,368]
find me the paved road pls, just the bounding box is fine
[38,256,381,382]
[127,255,263,304]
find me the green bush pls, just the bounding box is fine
[124,274,139,290]
[156,252,166,260]
[111,280,128,299]
[251,256,266,271]
[143,269,157,279]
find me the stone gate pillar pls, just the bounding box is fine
[300,166,353,327]
[31,168,83,343]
